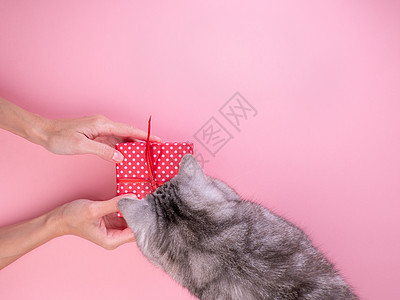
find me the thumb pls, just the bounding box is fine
[92,197,121,218]
[80,140,124,163]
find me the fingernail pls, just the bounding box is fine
[152,135,162,142]
[112,151,124,163]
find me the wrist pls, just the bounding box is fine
[45,205,68,238]
[0,98,51,147]
[25,114,51,148]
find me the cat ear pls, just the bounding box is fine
[118,197,139,219]
[118,197,152,238]
[118,197,147,217]
[178,154,205,180]
[118,197,149,225]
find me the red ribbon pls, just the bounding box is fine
[117,116,162,192]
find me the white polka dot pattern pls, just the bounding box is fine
[116,142,194,199]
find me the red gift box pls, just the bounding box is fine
[116,141,194,199]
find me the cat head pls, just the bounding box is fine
[169,153,240,212]
[118,154,241,260]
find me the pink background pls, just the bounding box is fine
[0,1,399,299]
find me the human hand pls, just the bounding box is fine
[0,195,136,270]
[56,195,135,249]
[39,115,161,163]
[1,99,156,162]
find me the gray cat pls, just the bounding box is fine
[118,154,358,300]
